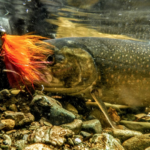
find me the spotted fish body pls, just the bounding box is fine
[43,37,150,108]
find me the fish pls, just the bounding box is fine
[1,33,150,128]
[33,37,150,128]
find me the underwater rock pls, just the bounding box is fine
[72,143,90,150]
[27,126,51,143]
[88,108,110,128]
[28,125,74,146]
[67,138,74,146]
[2,134,12,146]
[3,111,25,124]
[120,120,150,131]
[72,135,83,145]
[122,134,150,150]
[19,113,34,126]
[0,122,5,130]
[23,143,53,150]
[1,119,15,130]
[134,113,150,122]
[82,119,102,134]
[64,103,78,114]
[10,89,21,95]
[28,122,41,130]
[43,121,53,128]
[30,95,75,125]
[61,119,82,134]
[91,133,124,150]
[3,111,34,126]
[104,128,142,141]
[9,104,18,112]
[80,131,92,140]
[15,140,27,150]
[0,89,11,100]
[49,126,73,146]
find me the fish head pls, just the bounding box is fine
[40,45,98,95]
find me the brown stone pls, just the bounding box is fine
[1,119,15,130]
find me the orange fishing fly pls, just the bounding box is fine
[0,28,53,91]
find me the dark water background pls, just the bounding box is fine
[0,0,150,39]
[0,0,150,89]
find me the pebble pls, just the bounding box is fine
[0,145,10,149]
[24,143,53,150]
[122,134,150,150]
[88,108,110,127]
[135,113,146,120]
[73,135,83,145]
[91,133,124,150]
[43,121,53,128]
[49,126,73,146]
[104,128,142,141]
[28,125,73,146]
[120,120,150,131]
[1,119,15,130]
[10,89,20,95]
[67,138,74,146]
[30,95,75,125]
[82,119,102,134]
[72,143,90,150]
[64,103,78,114]
[6,130,16,134]
[0,123,5,130]
[3,134,11,146]
[61,119,82,134]
[0,89,11,100]
[15,140,27,150]
[9,104,18,112]
[3,111,34,126]
[80,131,92,140]
[29,122,40,130]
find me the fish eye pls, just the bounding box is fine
[46,55,55,65]
[47,55,54,62]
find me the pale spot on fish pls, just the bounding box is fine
[111,75,114,78]
[88,64,91,68]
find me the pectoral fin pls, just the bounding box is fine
[91,89,116,129]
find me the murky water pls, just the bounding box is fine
[0,1,150,149]
[0,0,150,40]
